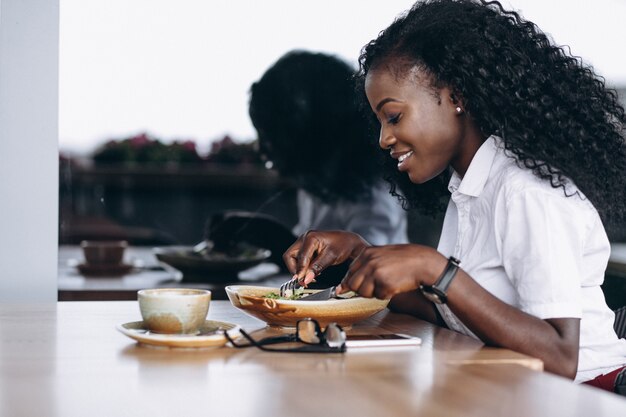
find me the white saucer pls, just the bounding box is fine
[117,320,239,348]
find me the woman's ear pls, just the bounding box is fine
[450,93,464,115]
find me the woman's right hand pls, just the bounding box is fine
[283,230,369,286]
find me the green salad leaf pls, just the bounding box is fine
[264,288,304,300]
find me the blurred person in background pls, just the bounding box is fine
[208,50,408,284]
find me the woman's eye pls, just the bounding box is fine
[387,114,401,125]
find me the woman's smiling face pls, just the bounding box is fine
[365,65,476,184]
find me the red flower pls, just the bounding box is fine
[129,133,151,148]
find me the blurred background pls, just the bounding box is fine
[58,0,626,247]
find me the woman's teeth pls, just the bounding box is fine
[397,151,413,168]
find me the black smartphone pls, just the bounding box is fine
[345,333,421,348]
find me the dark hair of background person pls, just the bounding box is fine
[249,50,383,204]
[356,0,626,222]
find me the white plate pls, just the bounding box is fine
[117,320,239,348]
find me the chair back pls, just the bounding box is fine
[614,306,626,339]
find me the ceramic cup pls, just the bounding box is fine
[137,288,211,334]
[80,240,128,265]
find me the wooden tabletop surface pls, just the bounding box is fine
[1,300,625,416]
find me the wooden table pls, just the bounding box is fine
[58,245,287,301]
[1,301,624,416]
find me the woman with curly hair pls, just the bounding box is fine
[284,0,626,392]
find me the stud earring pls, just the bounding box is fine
[455,106,462,113]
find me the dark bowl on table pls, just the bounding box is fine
[153,245,271,282]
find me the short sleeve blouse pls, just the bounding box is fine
[435,136,626,382]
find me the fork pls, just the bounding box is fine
[279,277,302,297]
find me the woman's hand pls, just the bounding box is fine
[338,244,447,299]
[283,230,370,285]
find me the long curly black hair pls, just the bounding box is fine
[356,0,626,222]
[249,50,381,203]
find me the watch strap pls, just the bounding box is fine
[419,256,461,304]
[435,256,461,294]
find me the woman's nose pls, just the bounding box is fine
[378,128,395,150]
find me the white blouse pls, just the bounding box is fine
[292,181,408,246]
[436,136,626,382]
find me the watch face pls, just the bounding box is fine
[420,286,446,304]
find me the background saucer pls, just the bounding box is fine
[77,262,134,276]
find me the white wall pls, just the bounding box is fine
[59,0,626,155]
[57,0,417,154]
[0,0,59,301]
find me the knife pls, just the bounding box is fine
[300,286,338,301]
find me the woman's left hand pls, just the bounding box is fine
[338,244,448,299]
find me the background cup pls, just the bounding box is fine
[138,288,211,334]
[81,240,128,265]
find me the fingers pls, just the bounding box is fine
[301,269,316,286]
[298,264,320,287]
[340,259,373,297]
[293,234,322,280]
[282,239,303,275]
[283,231,323,280]
[338,247,397,300]
[283,230,360,287]
[298,249,342,286]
